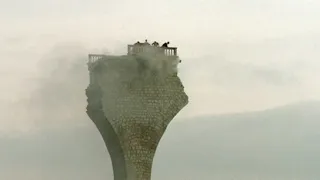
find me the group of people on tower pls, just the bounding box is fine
[134,39,170,48]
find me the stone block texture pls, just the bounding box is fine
[86,54,188,180]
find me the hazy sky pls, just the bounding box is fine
[1,0,320,134]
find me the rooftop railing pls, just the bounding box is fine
[88,54,106,63]
[88,45,178,64]
[127,45,177,56]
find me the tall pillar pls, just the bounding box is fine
[86,55,188,180]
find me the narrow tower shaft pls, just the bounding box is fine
[86,49,188,180]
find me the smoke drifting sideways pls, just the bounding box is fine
[3,43,99,137]
[2,42,180,137]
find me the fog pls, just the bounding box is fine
[1,0,320,179]
[1,102,320,180]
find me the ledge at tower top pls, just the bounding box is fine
[85,42,188,180]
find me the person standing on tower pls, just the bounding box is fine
[152,41,159,47]
[144,39,150,45]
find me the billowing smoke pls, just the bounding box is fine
[4,42,180,135]
[15,42,94,133]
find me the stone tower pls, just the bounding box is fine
[85,44,188,180]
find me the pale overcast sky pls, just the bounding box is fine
[1,0,320,134]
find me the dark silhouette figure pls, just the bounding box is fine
[134,41,141,45]
[144,39,150,45]
[152,41,159,47]
[161,41,170,47]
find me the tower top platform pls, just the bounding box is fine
[88,44,179,64]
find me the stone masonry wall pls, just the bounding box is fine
[86,54,188,180]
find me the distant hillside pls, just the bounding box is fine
[155,100,320,180]
[1,101,320,180]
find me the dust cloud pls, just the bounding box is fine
[1,42,99,136]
